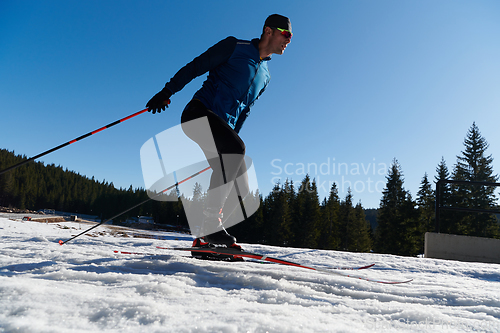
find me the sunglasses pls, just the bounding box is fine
[271,27,292,39]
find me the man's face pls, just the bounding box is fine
[270,28,292,55]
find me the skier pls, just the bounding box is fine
[146,14,292,252]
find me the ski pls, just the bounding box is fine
[114,250,157,256]
[114,247,411,284]
[334,263,375,271]
[156,246,413,284]
[113,249,374,270]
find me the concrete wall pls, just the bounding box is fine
[425,232,500,264]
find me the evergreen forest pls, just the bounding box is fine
[1,122,499,257]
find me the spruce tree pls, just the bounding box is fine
[375,159,418,255]
[398,192,420,256]
[0,171,14,207]
[263,181,294,246]
[417,173,435,236]
[451,122,499,237]
[293,175,321,248]
[337,190,372,252]
[243,192,265,244]
[318,183,340,250]
[435,157,453,233]
[338,188,355,251]
[280,179,295,245]
[351,202,373,252]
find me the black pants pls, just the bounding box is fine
[181,99,248,213]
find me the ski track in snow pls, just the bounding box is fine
[1,217,500,333]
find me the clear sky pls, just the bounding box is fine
[1,0,500,209]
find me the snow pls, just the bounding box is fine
[1,216,499,333]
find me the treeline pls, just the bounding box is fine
[0,148,373,252]
[0,147,373,252]
[374,122,500,256]
[1,122,499,257]
[231,176,373,252]
[235,122,500,256]
[0,149,188,225]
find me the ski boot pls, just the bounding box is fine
[191,237,243,261]
[191,208,243,261]
[200,208,236,246]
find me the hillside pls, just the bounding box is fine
[1,216,499,332]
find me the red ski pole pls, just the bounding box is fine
[0,107,151,176]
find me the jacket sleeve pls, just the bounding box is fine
[164,36,238,94]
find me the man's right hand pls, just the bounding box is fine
[146,88,172,114]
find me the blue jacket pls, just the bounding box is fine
[165,37,271,133]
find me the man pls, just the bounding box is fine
[146,14,292,252]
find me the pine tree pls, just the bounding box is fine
[338,190,373,253]
[451,122,499,237]
[351,202,373,252]
[375,159,418,255]
[417,173,435,230]
[0,171,15,207]
[263,181,294,246]
[338,188,355,251]
[435,157,454,233]
[279,179,295,246]
[398,192,420,256]
[317,183,340,250]
[293,175,321,248]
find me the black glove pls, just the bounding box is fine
[146,88,172,114]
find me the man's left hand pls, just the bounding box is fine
[146,88,172,114]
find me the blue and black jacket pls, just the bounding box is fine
[165,37,271,133]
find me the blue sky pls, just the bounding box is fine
[1,0,500,209]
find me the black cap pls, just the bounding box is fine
[264,14,292,33]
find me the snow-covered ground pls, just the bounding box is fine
[1,216,499,333]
